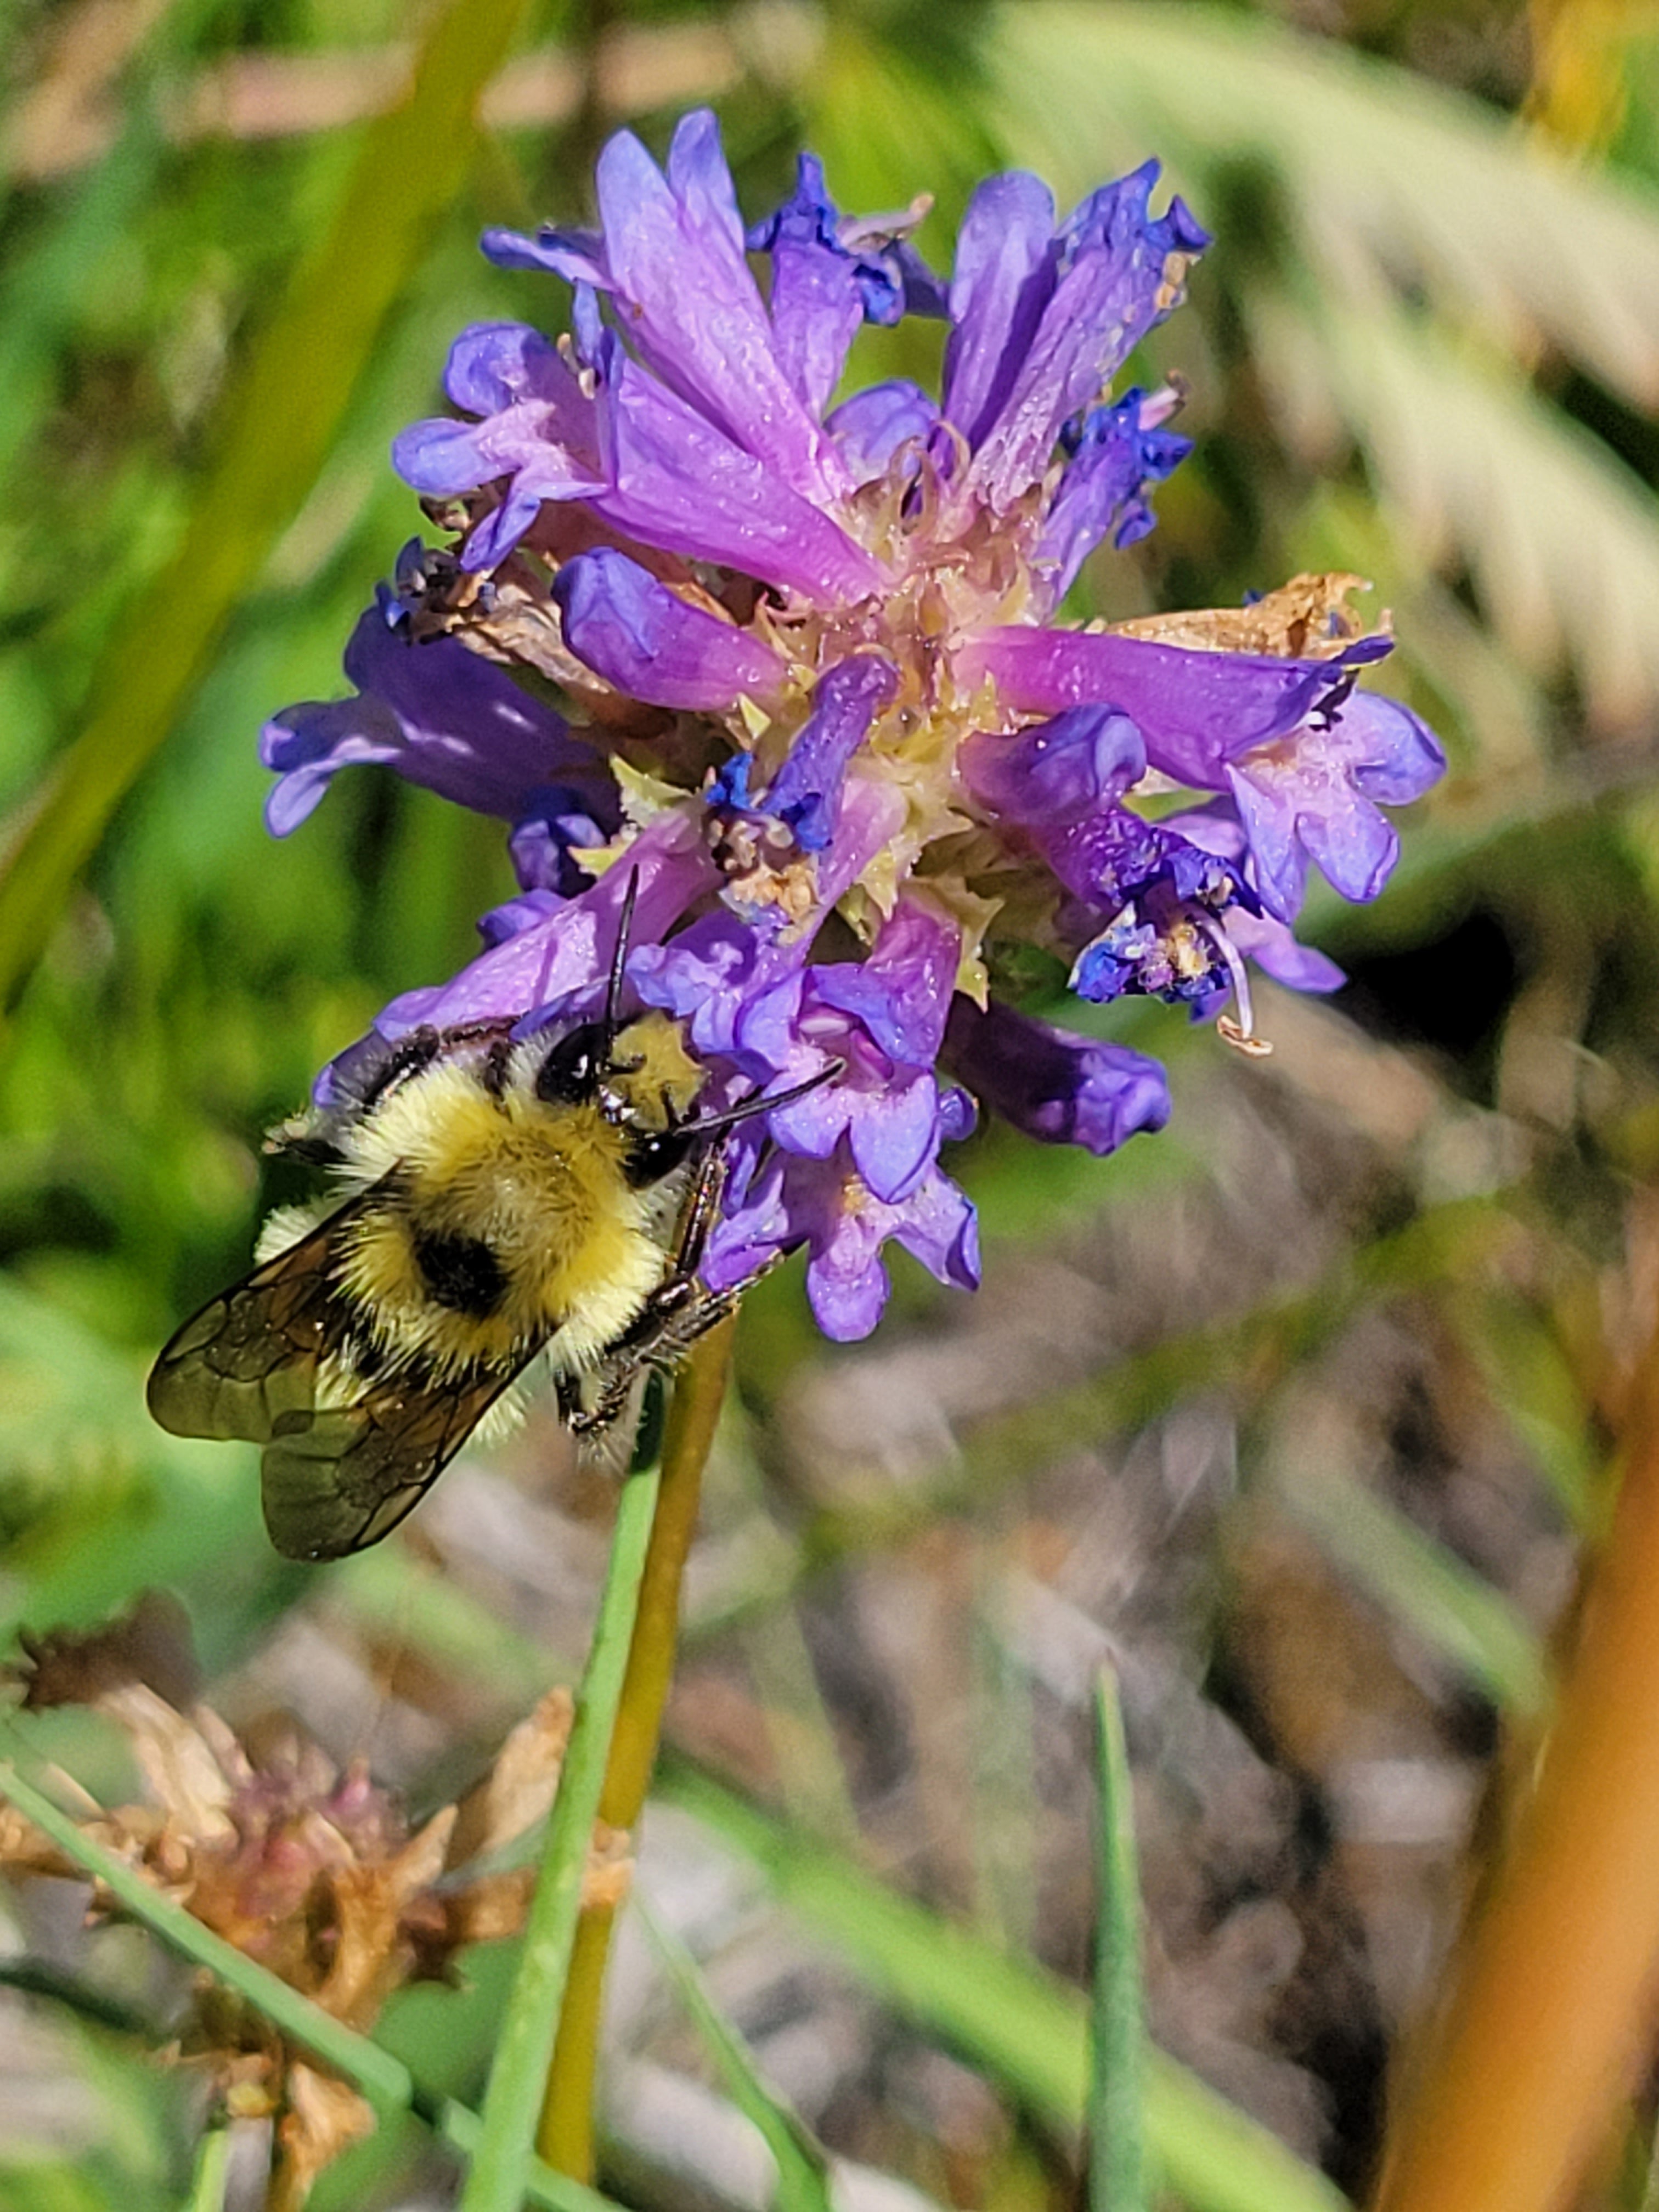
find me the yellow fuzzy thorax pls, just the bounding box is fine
[334,1059,668,1380]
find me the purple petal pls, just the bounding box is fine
[720,1151,896,1340]
[890,1163,981,1296]
[827,380,940,485]
[508,789,615,895]
[820,777,910,907]
[961,627,1392,789]
[758,656,897,851]
[939,1084,978,1143]
[591,353,883,602]
[808,1242,891,1340]
[812,896,961,1067]
[1223,691,1443,921]
[968,164,1209,508]
[700,1150,805,1289]
[1341,690,1449,806]
[958,705,1144,828]
[370,809,718,1039]
[665,106,748,254]
[943,171,1060,452]
[845,1068,941,1203]
[552,549,786,710]
[945,997,1171,1155]
[442,321,571,415]
[393,325,604,532]
[764,1048,943,1205]
[704,1149,978,1340]
[260,606,606,834]
[592,114,850,505]
[1229,909,1345,994]
[1046,803,1240,923]
[478,887,566,948]
[482,223,607,287]
[748,159,947,416]
[392,357,606,570]
[1035,389,1192,605]
[630,911,808,1063]
[731,970,821,1088]
[748,154,869,415]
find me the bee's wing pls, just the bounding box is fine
[145,1191,388,1446]
[259,1367,524,1562]
[149,1179,542,1562]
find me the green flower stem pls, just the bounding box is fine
[538,1315,738,2180]
[458,1455,663,2212]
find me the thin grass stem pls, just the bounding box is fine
[1090,1669,1148,2212]
[186,2119,233,2212]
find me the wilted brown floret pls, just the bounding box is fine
[1,1599,611,2205]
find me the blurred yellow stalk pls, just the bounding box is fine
[1373,1329,1659,2212]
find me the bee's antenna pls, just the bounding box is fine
[603,867,641,1046]
[677,1058,846,1143]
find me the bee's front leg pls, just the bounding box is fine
[563,1142,786,1441]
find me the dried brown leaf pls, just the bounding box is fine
[444,1685,572,1869]
[1110,574,1377,659]
[270,2063,376,2212]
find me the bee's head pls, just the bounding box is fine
[531,1008,707,1190]
[528,867,840,1189]
[532,1018,610,1108]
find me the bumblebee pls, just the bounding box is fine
[148,885,825,1561]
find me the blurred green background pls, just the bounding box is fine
[3,1,1659,2207]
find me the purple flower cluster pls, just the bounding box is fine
[262,111,1443,1340]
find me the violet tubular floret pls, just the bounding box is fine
[268,108,1445,1341]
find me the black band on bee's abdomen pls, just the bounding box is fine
[410,1227,510,1317]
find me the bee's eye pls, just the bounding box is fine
[536,1022,607,1104]
[624,1127,692,1189]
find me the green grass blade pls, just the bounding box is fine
[0,0,531,1023]
[661,1765,1352,2212]
[0,1747,614,2212]
[640,1896,834,2212]
[1090,1672,1147,2212]
[459,1464,662,2212]
[184,2121,232,2212]
[1273,1456,1550,1720]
